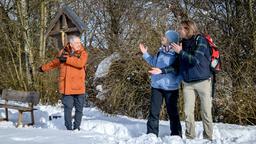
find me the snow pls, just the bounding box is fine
[94,52,120,79]
[0,105,256,144]
[95,85,108,100]
[94,52,120,100]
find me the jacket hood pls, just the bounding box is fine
[159,46,175,55]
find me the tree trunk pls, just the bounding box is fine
[39,0,47,59]
[104,0,125,53]
[16,0,35,87]
[248,0,256,51]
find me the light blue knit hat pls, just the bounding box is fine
[165,30,179,44]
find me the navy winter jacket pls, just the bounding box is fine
[179,35,211,82]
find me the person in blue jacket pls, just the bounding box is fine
[139,30,182,137]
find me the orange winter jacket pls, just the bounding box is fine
[42,45,88,95]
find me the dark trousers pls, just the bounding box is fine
[62,94,85,130]
[147,88,182,137]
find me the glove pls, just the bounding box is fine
[59,56,67,63]
[38,66,44,72]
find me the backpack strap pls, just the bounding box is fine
[156,51,160,58]
[195,34,212,61]
[194,34,202,46]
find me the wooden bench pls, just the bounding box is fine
[0,89,40,127]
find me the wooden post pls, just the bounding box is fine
[30,110,35,125]
[17,110,23,127]
[5,107,8,121]
[61,30,65,47]
[30,104,35,125]
[4,100,8,121]
[61,14,68,47]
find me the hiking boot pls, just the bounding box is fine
[73,127,80,131]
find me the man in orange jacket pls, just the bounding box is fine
[40,35,88,130]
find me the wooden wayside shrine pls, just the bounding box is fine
[45,6,86,49]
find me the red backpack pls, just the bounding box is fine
[196,34,221,97]
[196,34,221,74]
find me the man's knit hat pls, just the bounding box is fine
[165,30,179,44]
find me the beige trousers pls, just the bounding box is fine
[183,78,213,140]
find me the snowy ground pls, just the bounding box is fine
[0,105,256,144]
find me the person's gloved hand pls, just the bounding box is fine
[59,56,67,63]
[38,66,44,72]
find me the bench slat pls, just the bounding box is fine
[1,89,40,105]
[0,103,34,111]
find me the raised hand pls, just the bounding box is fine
[171,42,182,54]
[139,43,148,54]
[148,67,162,75]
